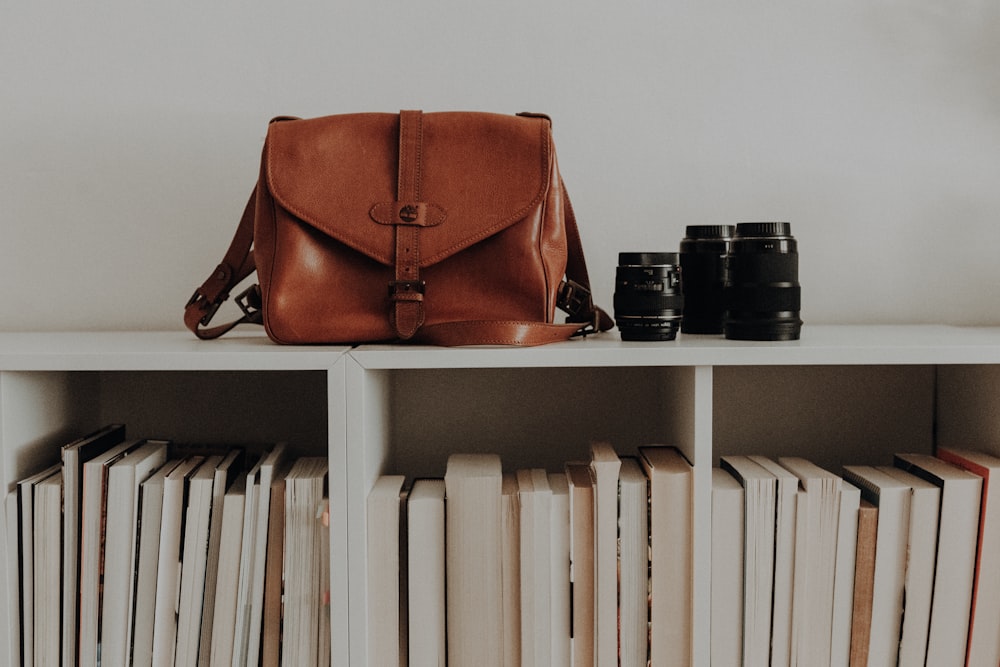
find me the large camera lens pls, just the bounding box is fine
[614,252,684,341]
[680,225,734,334]
[724,222,802,341]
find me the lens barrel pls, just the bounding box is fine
[724,222,802,341]
[614,252,684,341]
[680,225,734,334]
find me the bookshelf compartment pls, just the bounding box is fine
[345,360,707,667]
[712,365,937,470]
[0,371,98,489]
[1,370,330,488]
[0,360,349,667]
[95,370,330,456]
[386,365,695,474]
[937,365,1000,455]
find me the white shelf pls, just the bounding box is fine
[2,326,1000,666]
[352,325,1000,368]
[0,331,349,370]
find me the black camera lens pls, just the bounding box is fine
[680,225,734,334]
[724,222,802,341]
[614,252,684,341]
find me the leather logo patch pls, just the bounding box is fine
[399,204,420,223]
[370,201,446,226]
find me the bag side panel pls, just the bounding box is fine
[537,146,569,322]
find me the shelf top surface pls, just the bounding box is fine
[350,325,1000,368]
[0,331,350,371]
[2,325,1000,371]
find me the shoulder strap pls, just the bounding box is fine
[184,188,260,339]
[184,186,613,345]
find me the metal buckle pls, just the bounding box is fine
[558,279,593,320]
[388,280,426,297]
[236,285,263,322]
[570,310,602,337]
[188,290,226,326]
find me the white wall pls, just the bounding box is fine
[2,0,999,332]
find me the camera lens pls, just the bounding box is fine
[680,225,734,334]
[724,222,802,341]
[614,252,684,341]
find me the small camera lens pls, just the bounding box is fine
[724,222,802,341]
[614,252,684,341]
[680,225,734,334]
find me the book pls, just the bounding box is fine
[830,480,860,667]
[281,456,328,667]
[548,472,571,667]
[935,446,1000,666]
[407,478,446,667]
[842,466,911,667]
[151,455,206,667]
[711,468,743,667]
[881,465,940,666]
[500,472,521,667]
[4,491,22,667]
[779,457,841,667]
[261,464,286,667]
[249,444,289,667]
[445,453,503,667]
[59,423,126,667]
[209,475,247,667]
[849,499,878,667]
[233,443,288,667]
[639,445,693,667]
[895,452,982,666]
[367,474,406,667]
[517,468,552,667]
[618,457,649,667]
[564,463,594,667]
[317,495,331,667]
[79,438,144,667]
[719,455,776,667]
[99,439,169,667]
[197,448,244,667]
[588,442,621,667]
[33,467,63,667]
[130,458,181,667]
[18,462,60,667]
[747,455,798,667]
[175,454,225,667]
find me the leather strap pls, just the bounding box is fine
[415,320,593,346]
[184,188,261,339]
[389,110,426,339]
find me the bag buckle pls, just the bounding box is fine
[558,279,593,321]
[236,284,263,323]
[187,290,226,326]
[388,280,426,298]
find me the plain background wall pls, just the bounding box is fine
[2,0,999,332]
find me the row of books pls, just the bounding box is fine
[367,443,695,667]
[715,448,1000,667]
[4,424,330,667]
[369,443,1000,667]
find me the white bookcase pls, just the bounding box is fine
[3,326,1000,666]
[0,332,352,665]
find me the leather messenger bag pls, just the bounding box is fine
[185,110,613,345]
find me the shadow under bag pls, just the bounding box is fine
[186,110,612,345]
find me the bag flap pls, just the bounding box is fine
[264,111,551,268]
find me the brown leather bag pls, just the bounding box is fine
[185,110,612,345]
